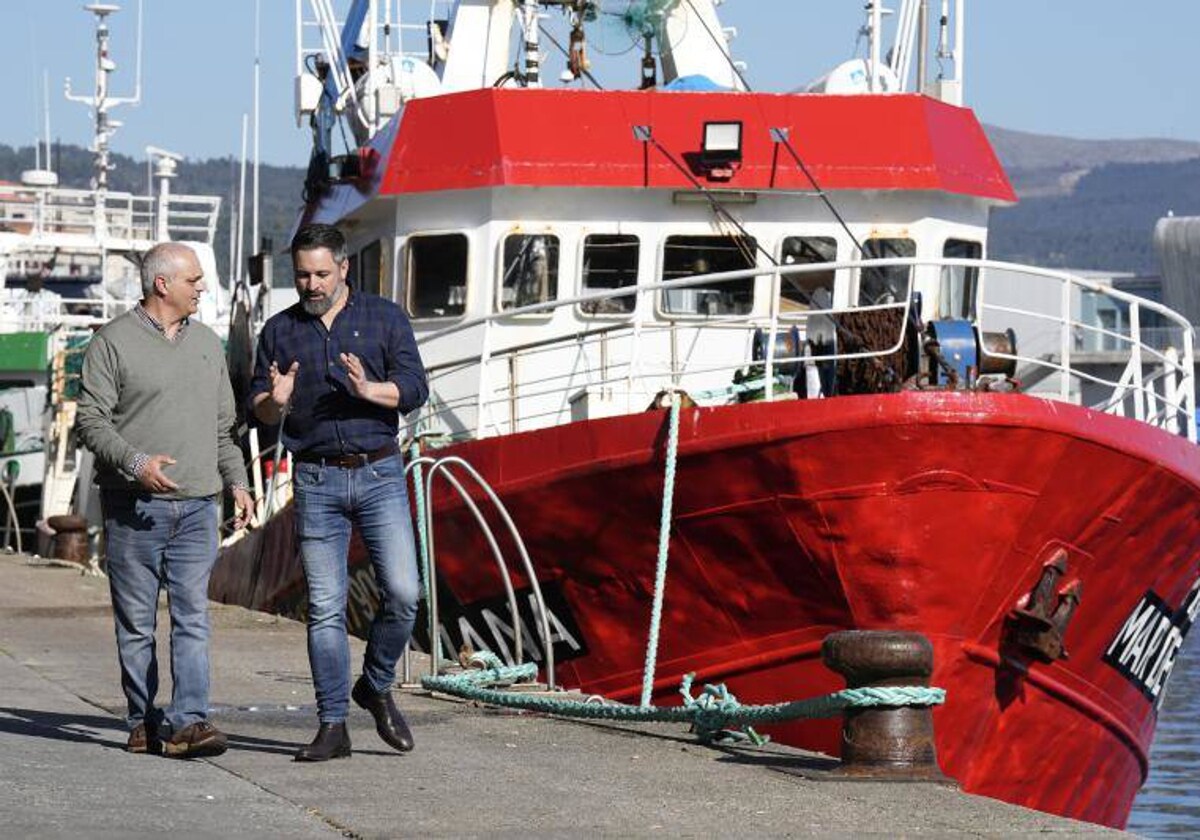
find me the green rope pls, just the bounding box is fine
[640,392,681,708]
[692,377,768,400]
[422,663,945,746]
[409,441,432,601]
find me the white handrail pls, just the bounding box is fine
[419,456,557,688]
[412,257,1196,444]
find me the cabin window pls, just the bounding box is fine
[407,233,468,318]
[779,236,836,314]
[500,234,559,312]
[858,238,915,306]
[937,239,982,320]
[581,234,639,315]
[355,240,383,296]
[661,235,756,316]
[379,239,394,301]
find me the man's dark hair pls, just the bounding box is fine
[291,223,348,264]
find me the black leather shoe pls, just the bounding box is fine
[352,675,414,753]
[294,722,351,762]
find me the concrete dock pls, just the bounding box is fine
[0,552,1121,838]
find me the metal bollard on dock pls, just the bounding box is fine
[46,515,90,566]
[821,629,952,783]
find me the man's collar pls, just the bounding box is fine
[136,303,189,333]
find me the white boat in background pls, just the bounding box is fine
[0,3,225,553]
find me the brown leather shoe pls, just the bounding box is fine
[126,721,160,754]
[352,675,413,753]
[161,721,228,759]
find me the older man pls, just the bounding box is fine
[77,242,254,758]
[251,223,427,762]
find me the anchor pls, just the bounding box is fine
[1006,548,1083,663]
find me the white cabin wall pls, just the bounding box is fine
[440,0,516,93]
[391,190,496,438]
[386,185,997,440]
[658,0,743,90]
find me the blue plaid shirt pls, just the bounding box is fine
[249,291,428,457]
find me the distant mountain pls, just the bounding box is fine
[983,126,1200,198]
[4,126,1200,280]
[977,128,1200,273]
[988,157,1200,274]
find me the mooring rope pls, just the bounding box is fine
[409,441,433,600]
[423,652,945,745]
[640,392,681,707]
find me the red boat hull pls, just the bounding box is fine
[213,391,1200,827]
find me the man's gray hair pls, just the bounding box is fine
[140,242,192,298]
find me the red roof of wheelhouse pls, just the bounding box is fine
[378,88,1016,202]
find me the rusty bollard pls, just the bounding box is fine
[821,630,950,782]
[46,514,89,565]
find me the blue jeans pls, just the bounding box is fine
[293,453,421,722]
[101,491,219,734]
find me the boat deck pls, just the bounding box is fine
[0,553,1122,837]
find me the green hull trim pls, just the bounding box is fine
[0,332,50,376]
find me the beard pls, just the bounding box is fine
[301,283,344,316]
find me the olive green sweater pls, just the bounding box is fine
[76,310,248,498]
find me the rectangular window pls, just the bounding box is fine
[779,236,836,314]
[407,233,468,319]
[858,238,915,305]
[500,234,559,312]
[937,239,982,320]
[357,240,382,296]
[581,234,638,315]
[1099,309,1119,351]
[661,235,756,316]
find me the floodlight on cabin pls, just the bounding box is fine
[702,121,742,163]
[700,121,742,180]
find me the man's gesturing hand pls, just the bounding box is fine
[339,352,369,399]
[138,454,180,493]
[269,360,299,408]
[230,486,256,530]
[338,351,399,409]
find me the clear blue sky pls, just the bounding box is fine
[5,0,1198,167]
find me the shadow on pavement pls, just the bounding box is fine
[0,707,126,750]
[225,729,409,758]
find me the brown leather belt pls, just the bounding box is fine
[294,443,399,468]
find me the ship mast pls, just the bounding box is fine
[64,2,143,238]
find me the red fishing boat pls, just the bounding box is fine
[213,1,1200,827]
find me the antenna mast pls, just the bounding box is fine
[252,0,262,260]
[64,2,143,236]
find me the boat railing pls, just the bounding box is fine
[0,291,140,332]
[972,258,1196,439]
[0,186,220,246]
[161,194,223,244]
[413,257,1197,444]
[1136,327,1192,353]
[404,454,558,689]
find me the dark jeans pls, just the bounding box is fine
[293,453,421,722]
[101,491,219,734]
